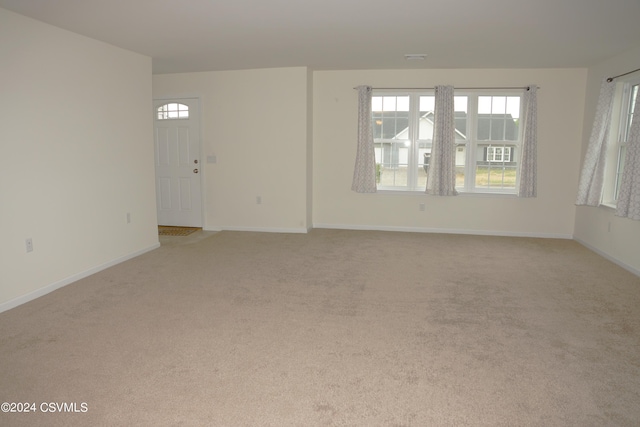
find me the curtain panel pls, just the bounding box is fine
[518,86,538,197]
[351,86,377,193]
[616,91,640,220]
[426,85,457,196]
[576,79,616,206]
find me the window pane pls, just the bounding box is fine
[374,141,408,187]
[505,97,520,140]
[476,165,517,189]
[491,96,506,114]
[506,96,521,120]
[615,145,627,200]
[615,84,638,200]
[477,96,519,141]
[478,96,492,114]
[454,96,468,141]
[476,144,517,189]
[623,84,638,142]
[478,117,490,140]
[417,146,431,189]
[418,96,435,140]
[396,96,410,111]
[382,96,396,111]
[372,96,383,111]
[491,118,506,140]
[373,117,381,139]
[455,144,466,188]
[157,103,189,120]
[373,96,410,139]
[419,96,434,112]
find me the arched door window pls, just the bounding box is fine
[157,103,189,120]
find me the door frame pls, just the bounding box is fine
[153,96,204,228]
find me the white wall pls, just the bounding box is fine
[153,67,312,233]
[0,9,158,310]
[313,69,587,237]
[574,45,640,275]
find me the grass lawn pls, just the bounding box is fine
[474,167,517,188]
[379,166,517,189]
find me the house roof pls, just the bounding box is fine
[1,0,639,74]
[378,112,518,141]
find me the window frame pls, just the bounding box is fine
[157,102,190,120]
[603,76,640,206]
[371,89,524,194]
[487,146,512,162]
[372,90,433,191]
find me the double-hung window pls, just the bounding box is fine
[372,90,523,194]
[604,78,639,205]
[372,92,431,190]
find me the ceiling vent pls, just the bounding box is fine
[404,54,427,61]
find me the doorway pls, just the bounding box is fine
[153,98,202,227]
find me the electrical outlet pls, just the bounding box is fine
[419,203,426,211]
[256,196,262,205]
[25,238,33,253]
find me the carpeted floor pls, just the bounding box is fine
[1,229,640,426]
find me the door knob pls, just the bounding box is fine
[193,168,199,174]
[194,159,198,164]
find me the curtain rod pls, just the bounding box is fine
[607,67,640,82]
[353,85,538,90]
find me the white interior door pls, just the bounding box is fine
[153,98,202,227]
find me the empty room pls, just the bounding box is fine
[1,1,640,425]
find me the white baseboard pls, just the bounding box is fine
[205,226,310,234]
[574,237,640,277]
[0,243,160,314]
[312,223,573,239]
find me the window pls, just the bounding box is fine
[487,146,511,162]
[157,103,189,120]
[615,83,638,200]
[602,78,639,205]
[372,90,522,193]
[371,94,413,188]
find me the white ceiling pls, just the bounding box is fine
[1,0,640,74]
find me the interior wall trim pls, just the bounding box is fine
[312,223,573,239]
[574,237,640,278]
[0,243,161,314]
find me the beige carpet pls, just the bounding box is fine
[1,229,640,426]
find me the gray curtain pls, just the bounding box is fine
[351,86,377,193]
[576,79,616,206]
[616,91,640,220]
[426,85,457,196]
[518,85,538,197]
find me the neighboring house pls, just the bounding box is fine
[374,111,519,170]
